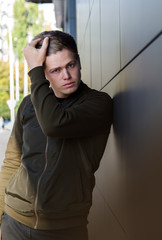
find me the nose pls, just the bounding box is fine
[62,68,71,80]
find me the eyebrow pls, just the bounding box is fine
[48,59,77,73]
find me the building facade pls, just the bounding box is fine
[0,0,14,61]
[76,0,162,239]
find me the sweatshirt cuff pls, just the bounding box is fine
[28,66,47,84]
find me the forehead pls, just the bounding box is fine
[45,48,75,69]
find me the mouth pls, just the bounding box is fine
[63,82,75,87]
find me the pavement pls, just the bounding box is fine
[0,123,12,169]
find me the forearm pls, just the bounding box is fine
[0,101,23,223]
[29,67,112,138]
[0,134,21,224]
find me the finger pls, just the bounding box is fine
[29,38,42,47]
[41,37,49,50]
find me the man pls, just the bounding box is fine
[0,30,112,240]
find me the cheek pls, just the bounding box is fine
[72,68,80,77]
[45,72,54,82]
[76,69,81,79]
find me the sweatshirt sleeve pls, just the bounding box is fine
[0,101,23,223]
[29,66,113,138]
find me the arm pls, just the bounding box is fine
[29,67,112,138]
[24,38,112,138]
[0,102,23,225]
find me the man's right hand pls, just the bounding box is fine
[23,37,49,70]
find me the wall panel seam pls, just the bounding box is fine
[99,0,102,87]
[100,30,162,91]
[95,184,127,234]
[78,0,94,52]
[119,0,122,70]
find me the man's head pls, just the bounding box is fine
[33,30,79,59]
[33,30,81,98]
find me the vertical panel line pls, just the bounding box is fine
[99,0,103,89]
[119,0,122,70]
[89,0,92,87]
[79,0,95,52]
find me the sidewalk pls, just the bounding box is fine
[0,125,12,168]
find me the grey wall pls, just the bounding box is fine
[76,0,162,239]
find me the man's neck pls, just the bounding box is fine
[55,96,65,103]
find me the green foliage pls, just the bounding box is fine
[0,1,50,120]
[12,0,44,61]
[0,61,30,120]
[0,61,10,120]
[0,61,10,90]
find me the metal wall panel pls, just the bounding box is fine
[80,22,91,87]
[88,185,127,240]
[100,0,120,86]
[89,0,93,9]
[98,35,162,240]
[76,0,90,52]
[76,0,91,87]
[120,0,162,67]
[90,0,102,90]
[76,0,162,239]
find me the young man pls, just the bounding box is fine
[0,31,112,240]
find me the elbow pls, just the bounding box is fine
[41,124,62,138]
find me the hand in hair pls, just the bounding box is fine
[24,37,49,70]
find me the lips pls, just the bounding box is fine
[63,82,75,87]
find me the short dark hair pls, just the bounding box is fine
[33,30,79,59]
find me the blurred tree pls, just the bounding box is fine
[12,0,44,61]
[0,61,10,120]
[0,0,47,120]
[0,61,29,119]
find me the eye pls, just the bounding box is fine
[51,68,60,73]
[67,62,76,69]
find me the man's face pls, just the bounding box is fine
[44,48,81,98]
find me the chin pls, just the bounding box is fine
[64,86,78,97]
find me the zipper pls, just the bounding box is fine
[34,137,48,229]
